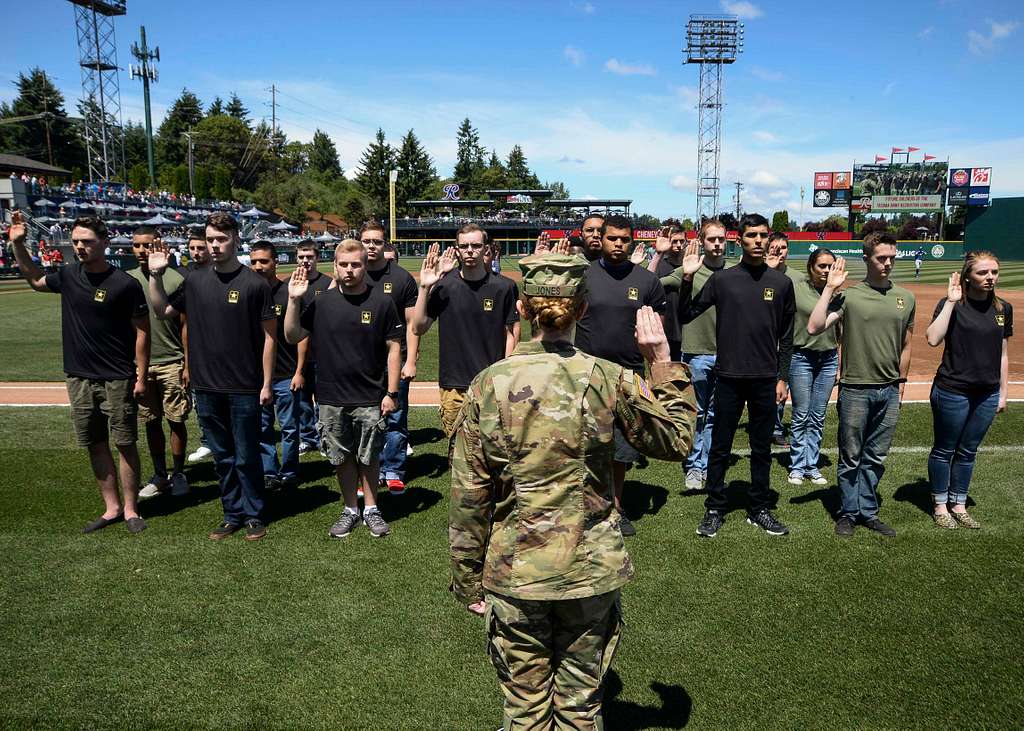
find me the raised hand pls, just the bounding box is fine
[681,240,704,276]
[635,306,670,364]
[654,227,673,255]
[147,240,171,275]
[534,232,551,256]
[630,243,646,265]
[419,243,443,288]
[947,272,962,303]
[439,246,458,274]
[8,210,27,243]
[766,242,783,269]
[826,257,848,290]
[288,264,309,300]
[551,237,571,256]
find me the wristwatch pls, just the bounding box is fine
[387,391,400,400]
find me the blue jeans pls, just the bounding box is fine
[788,349,839,475]
[260,378,301,483]
[298,367,319,447]
[836,384,901,521]
[379,378,410,481]
[927,385,999,505]
[682,354,716,473]
[195,390,265,524]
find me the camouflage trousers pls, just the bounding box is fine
[485,590,622,730]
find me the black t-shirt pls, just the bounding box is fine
[300,271,334,369]
[366,261,418,358]
[656,257,682,345]
[45,260,148,380]
[168,265,275,393]
[270,279,300,381]
[574,259,667,372]
[933,295,1013,395]
[300,284,404,406]
[426,271,520,390]
[679,261,795,380]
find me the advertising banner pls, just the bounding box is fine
[852,162,948,212]
[946,166,992,207]
[812,171,853,207]
[947,187,969,205]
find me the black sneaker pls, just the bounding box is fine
[208,521,241,541]
[771,434,789,448]
[696,510,724,538]
[244,519,267,541]
[834,516,855,537]
[619,514,636,537]
[864,517,896,537]
[363,509,390,538]
[264,476,282,492]
[747,509,789,535]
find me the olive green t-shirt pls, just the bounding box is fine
[793,273,840,351]
[129,266,185,364]
[831,281,915,385]
[661,263,725,356]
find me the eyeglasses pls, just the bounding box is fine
[456,243,486,250]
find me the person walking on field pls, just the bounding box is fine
[808,232,914,538]
[924,251,1011,529]
[449,252,696,730]
[8,211,151,534]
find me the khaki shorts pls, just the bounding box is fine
[137,361,191,423]
[318,404,386,466]
[65,376,138,447]
[439,388,467,439]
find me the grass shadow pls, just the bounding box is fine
[408,453,450,480]
[264,482,339,523]
[378,486,443,522]
[137,481,222,519]
[410,426,445,445]
[604,669,692,729]
[621,479,669,520]
[789,485,842,519]
[710,480,782,515]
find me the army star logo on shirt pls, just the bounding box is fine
[483,298,494,311]
[227,290,240,304]
[383,282,393,293]
[274,304,283,315]
[996,314,1006,326]
[763,288,774,302]
[93,289,107,303]
[896,297,906,310]
[361,310,372,324]
[627,287,639,301]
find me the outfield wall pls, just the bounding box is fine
[965,197,1024,260]
[785,241,963,260]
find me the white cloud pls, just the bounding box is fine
[918,26,935,39]
[582,1,595,13]
[720,1,762,19]
[751,66,784,82]
[604,58,656,77]
[968,18,1019,55]
[883,81,897,96]
[750,170,784,187]
[564,46,585,67]
[752,130,779,144]
[670,175,694,190]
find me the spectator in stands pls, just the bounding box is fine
[413,225,520,439]
[129,226,190,499]
[8,211,150,534]
[147,212,277,542]
[295,240,332,454]
[284,239,403,539]
[361,221,419,495]
[574,214,668,536]
[250,241,305,492]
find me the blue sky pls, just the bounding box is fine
[6,0,1023,220]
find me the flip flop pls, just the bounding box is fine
[126,517,148,534]
[83,512,123,534]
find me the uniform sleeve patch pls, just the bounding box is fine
[634,373,652,400]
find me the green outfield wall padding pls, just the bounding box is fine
[965,197,1024,260]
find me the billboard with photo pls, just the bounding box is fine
[852,162,948,212]
[812,171,852,207]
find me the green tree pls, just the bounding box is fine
[479,150,508,191]
[281,141,309,175]
[453,118,485,193]
[225,93,249,125]
[0,67,85,173]
[308,129,343,179]
[543,180,570,199]
[341,190,368,226]
[770,210,790,232]
[211,164,233,200]
[191,114,251,175]
[505,145,539,189]
[156,89,204,168]
[122,120,149,172]
[395,129,436,213]
[354,128,396,219]
[127,162,149,192]
[207,97,224,116]
[193,165,212,199]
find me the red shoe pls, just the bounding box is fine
[386,479,406,496]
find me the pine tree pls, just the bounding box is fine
[155,88,204,168]
[308,129,343,179]
[225,93,249,124]
[354,128,396,219]
[207,97,224,116]
[479,149,508,191]
[395,129,436,213]
[505,145,540,189]
[0,68,85,172]
[453,118,486,193]
[770,210,791,232]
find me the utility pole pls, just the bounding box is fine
[130,25,160,187]
[270,84,277,140]
[733,181,743,221]
[42,97,53,166]
[183,128,195,196]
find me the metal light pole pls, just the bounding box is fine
[388,170,399,243]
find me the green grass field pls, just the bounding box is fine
[1,404,1022,728]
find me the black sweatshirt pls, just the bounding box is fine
[678,260,795,381]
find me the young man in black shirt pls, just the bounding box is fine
[183,225,214,464]
[678,213,795,538]
[360,221,420,495]
[646,224,686,360]
[574,214,668,536]
[250,241,307,491]
[413,224,520,438]
[284,239,403,539]
[295,240,332,454]
[580,213,605,262]
[9,212,151,534]
[148,212,277,542]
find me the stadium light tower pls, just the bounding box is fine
[685,14,744,221]
[129,25,159,187]
[68,0,128,183]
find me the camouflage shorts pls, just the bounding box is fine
[317,404,386,466]
[486,590,622,730]
[65,376,138,448]
[137,361,191,423]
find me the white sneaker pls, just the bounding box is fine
[187,445,212,463]
[406,444,414,456]
[170,472,190,496]
[684,469,704,490]
[787,470,804,486]
[807,472,828,486]
[139,474,168,498]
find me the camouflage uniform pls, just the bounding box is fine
[449,254,697,730]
